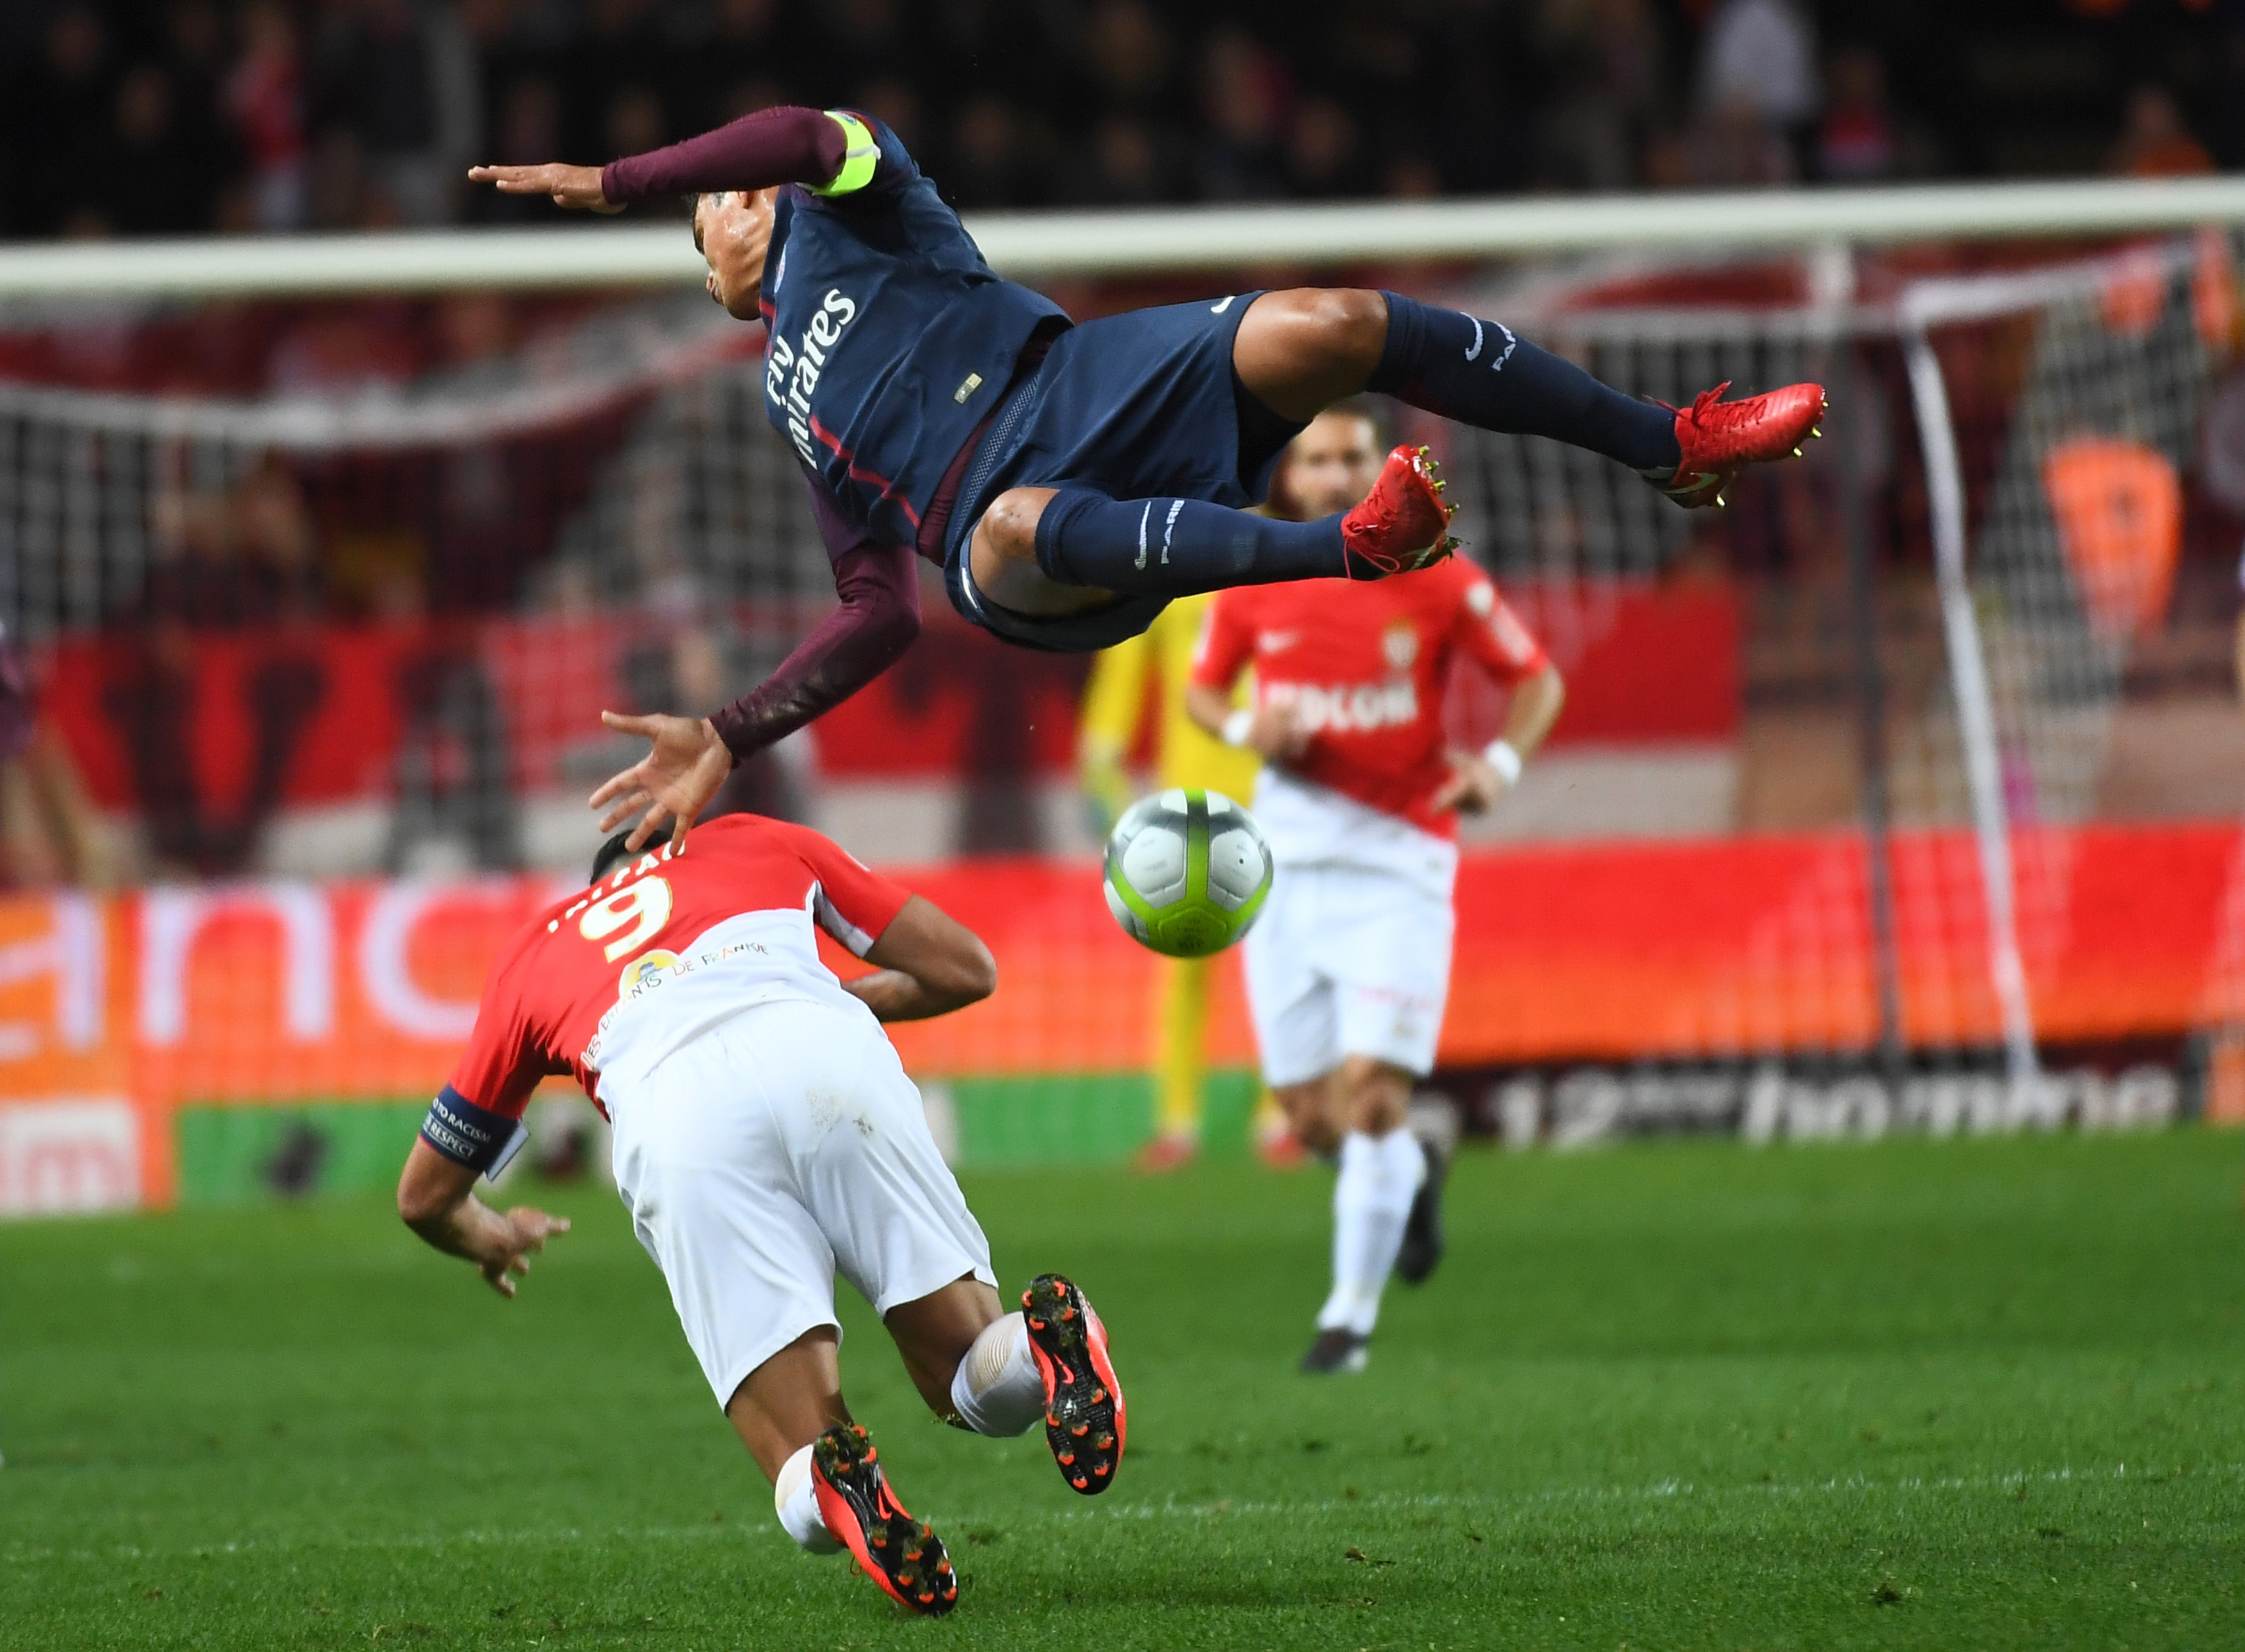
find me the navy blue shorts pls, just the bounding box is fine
[942,292,1291,654]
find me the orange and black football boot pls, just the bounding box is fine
[1022,1274,1126,1495]
[1647,381,1828,509]
[1341,444,1459,578]
[810,1423,958,1617]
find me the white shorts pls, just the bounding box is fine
[1242,861,1455,1087]
[607,998,996,1409]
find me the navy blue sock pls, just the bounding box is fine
[1033,489,1345,594]
[1369,291,1681,473]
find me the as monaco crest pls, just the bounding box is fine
[1381,622,1418,672]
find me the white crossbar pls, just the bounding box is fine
[3,177,2245,298]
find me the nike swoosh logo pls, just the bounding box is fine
[1258,630,1301,651]
[1211,295,1237,314]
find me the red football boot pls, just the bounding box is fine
[810,1423,958,1617]
[1649,381,1828,509]
[1022,1274,1126,1494]
[1341,444,1459,578]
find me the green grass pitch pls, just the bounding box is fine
[5,1130,2244,1650]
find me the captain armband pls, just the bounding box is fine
[812,112,879,197]
[420,1086,531,1180]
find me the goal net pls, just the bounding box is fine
[0,222,2237,1190]
[1426,234,2239,1135]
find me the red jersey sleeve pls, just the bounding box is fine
[1454,567,1549,686]
[780,822,915,956]
[442,930,565,1121]
[1189,590,1256,689]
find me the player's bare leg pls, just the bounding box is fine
[707,1221,1118,1611]
[723,1325,957,1615]
[723,1327,851,1481]
[741,1277,1016,1615]
[969,287,1817,620]
[1228,286,1389,420]
[893,1270,1128,1498]
[1275,1078,1342,1159]
[884,1272,1006,1414]
[1297,1055,1431,1375]
[1232,287,1826,509]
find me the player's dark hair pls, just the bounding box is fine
[590,829,639,885]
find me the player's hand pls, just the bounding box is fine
[467,163,622,213]
[480,1206,570,1299]
[1245,701,1311,762]
[1432,749,1506,815]
[591,711,734,852]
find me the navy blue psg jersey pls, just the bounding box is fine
[758,118,1069,549]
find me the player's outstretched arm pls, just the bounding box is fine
[396,1138,569,1299]
[466,162,620,211]
[845,896,997,1022]
[469,106,864,213]
[591,711,734,854]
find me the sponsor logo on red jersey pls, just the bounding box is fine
[1193,561,1549,837]
[1272,679,1421,735]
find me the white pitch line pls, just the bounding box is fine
[1055,1458,2243,1525]
[3,1459,2231,1567]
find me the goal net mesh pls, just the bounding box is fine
[0,236,2237,1135]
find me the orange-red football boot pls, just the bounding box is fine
[1341,444,1459,577]
[811,1423,958,1616]
[1022,1274,1125,1495]
[1648,381,1828,508]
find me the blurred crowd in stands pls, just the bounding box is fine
[2,0,2242,239]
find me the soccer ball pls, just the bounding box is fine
[1102,788,1274,958]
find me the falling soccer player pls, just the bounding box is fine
[394,816,1125,1617]
[469,106,1823,850]
[1184,400,1565,1374]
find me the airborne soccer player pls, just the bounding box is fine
[469,108,1821,849]
[1185,403,1564,1375]
[394,816,1125,1617]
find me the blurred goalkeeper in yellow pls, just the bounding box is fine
[1080,402,1391,1171]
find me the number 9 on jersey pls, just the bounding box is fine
[1102,788,1274,959]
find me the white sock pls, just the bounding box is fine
[947,1311,1045,1437]
[1317,1128,1427,1337]
[773,1442,842,1554]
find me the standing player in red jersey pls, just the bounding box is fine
[393,816,1125,1617]
[1186,403,1564,1375]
